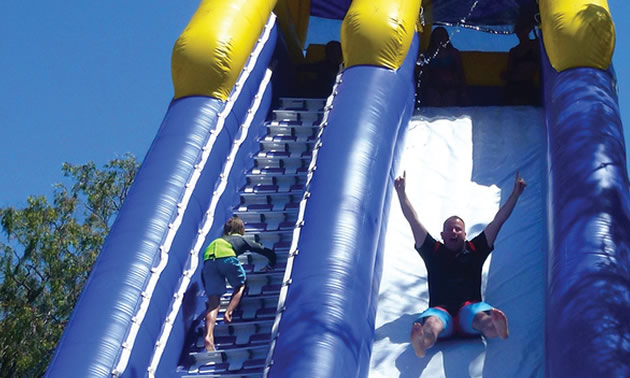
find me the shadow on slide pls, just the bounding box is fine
[374,313,485,378]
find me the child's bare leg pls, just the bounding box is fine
[204,295,220,351]
[224,285,245,323]
[472,308,509,339]
[410,316,444,358]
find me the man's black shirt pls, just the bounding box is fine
[416,232,493,316]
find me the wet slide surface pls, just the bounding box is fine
[370,107,546,378]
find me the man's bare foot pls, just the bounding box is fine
[489,308,509,339]
[410,322,436,358]
[475,308,509,339]
[204,337,215,352]
[224,309,234,323]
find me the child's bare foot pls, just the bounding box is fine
[224,309,234,323]
[204,337,215,352]
[489,308,509,339]
[410,322,436,358]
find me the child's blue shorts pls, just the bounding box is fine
[202,256,246,296]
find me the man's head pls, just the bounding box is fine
[440,215,466,251]
[223,215,245,236]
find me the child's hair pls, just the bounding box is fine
[223,215,245,236]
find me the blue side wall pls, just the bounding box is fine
[357,119,408,377]
[47,95,225,378]
[542,43,630,377]
[126,25,278,378]
[269,35,419,378]
[46,24,278,378]
[155,81,273,377]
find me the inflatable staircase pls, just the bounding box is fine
[179,97,327,377]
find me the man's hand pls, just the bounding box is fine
[394,170,407,193]
[394,170,429,246]
[513,171,527,197]
[485,171,527,248]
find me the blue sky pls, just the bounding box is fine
[1,1,628,208]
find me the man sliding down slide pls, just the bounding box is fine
[394,171,527,357]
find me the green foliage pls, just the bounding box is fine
[0,154,139,377]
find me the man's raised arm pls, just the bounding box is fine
[484,172,527,248]
[394,171,428,247]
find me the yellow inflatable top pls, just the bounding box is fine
[171,0,277,101]
[341,0,421,70]
[539,0,615,71]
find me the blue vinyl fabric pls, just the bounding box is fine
[155,81,273,377]
[268,35,419,378]
[357,103,408,378]
[311,0,351,19]
[45,96,225,378]
[311,0,537,31]
[126,24,277,378]
[431,0,537,31]
[541,41,630,377]
[46,24,278,378]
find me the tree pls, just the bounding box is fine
[0,154,139,377]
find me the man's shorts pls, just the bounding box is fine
[202,257,246,296]
[414,301,493,338]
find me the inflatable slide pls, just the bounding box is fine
[46,0,628,377]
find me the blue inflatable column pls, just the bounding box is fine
[45,97,227,378]
[542,49,630,376]
[47,24,279,378]
[269,36,419,377]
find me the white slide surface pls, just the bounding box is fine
[370,107,546,378]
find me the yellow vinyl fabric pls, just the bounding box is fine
[341,0,422,70]
[171,0,277,100]
[539,0,615,71]
[274,0,310,62]
[287,0,310,46]
[461,52,509,87]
